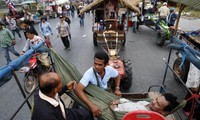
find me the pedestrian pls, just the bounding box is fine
[18,20,38,39]
[79,14,85,26]
[39,15,53,48]
[56,15,71,51]
[156,2,169,30]
[65,3,70,16]
[131,11,138,33]
[0,14,8,26]
[31,72,94,120]
[0,22,20,64]
[57,5,62,16]
[70,4,75,17]
[74,51,121,117]
[158,2,169,22]
[166,7,177,27]
[6,13,22,40]
[20,28,49,55]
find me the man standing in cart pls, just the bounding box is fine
[75,51,121,117]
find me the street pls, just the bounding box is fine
[0,13,200,120]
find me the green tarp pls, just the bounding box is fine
[50,49,126,120]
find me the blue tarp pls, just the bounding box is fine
[0,42,44,86]
[167,36,200,69]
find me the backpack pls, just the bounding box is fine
[65,17,71,25]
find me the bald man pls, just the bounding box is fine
[32,72,93,120]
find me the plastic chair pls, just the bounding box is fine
[122,110,166,120]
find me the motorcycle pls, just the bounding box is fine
[19,52,54,94]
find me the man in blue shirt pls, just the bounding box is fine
[75,51,121,117]
[167,7,177,27]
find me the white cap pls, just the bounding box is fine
[163,2,167,5]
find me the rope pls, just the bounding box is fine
[186,94,200,120]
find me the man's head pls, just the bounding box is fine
[7,13,12,19]
[170,7,175,12]
[0,21,5,30]
[41,15,47,23]
[149,93,179,115]
[59,14,65,22]
[93,51,109,73]
[18,20,30,29]
[25,28,35,39]
[39,72,63,96]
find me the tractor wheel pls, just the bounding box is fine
[93,32,98,46]
[122,33,126,46]
[24,73,37,94]
[121,59,133,89]
[173,58,190,83]
[156,29,166,46]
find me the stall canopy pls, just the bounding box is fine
[79,0,140,15]
[169,0,200,10]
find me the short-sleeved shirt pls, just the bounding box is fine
[114,99,150,112]
[80,66,118,89]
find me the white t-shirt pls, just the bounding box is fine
[80,66,118,89]
[158,6,169,17]
[114,98,150,112]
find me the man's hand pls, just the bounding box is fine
[12,40,16,45]
[69,34,71,39]
[114,89,121,96]
[66,81,76,90]
[20,51,25,55]
[90,104,102,117]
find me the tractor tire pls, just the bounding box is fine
[93,32,98,46]
[122,33,126,46]
[173,58,190,83]
[121,59,133,89]
[156,29,166,46]
[24,73,37,94]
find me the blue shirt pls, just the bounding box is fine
[39,22,53,36]
[80,66,118,89]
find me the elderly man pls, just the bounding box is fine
[110,93,180,116]
[75,51,121,117]
[32,72,93,120]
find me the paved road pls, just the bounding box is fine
[0,13,199,120]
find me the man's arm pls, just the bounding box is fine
[114,74,121,96]
[74,82,101,117]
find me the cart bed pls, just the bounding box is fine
[122,92,186,120]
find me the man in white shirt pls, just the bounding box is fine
[110,93,180,116]
[158,2,169,22]
[75,51,121,117]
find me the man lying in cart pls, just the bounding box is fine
[110,93,181,116]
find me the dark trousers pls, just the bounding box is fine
[66,108,94,120]
[61,36,70,48]
[12,28,21,39]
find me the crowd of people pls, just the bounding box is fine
[131,2,178,33]
[0,1,88,65]
[0,1,199,120]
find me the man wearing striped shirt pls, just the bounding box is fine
[0,22,20,64]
